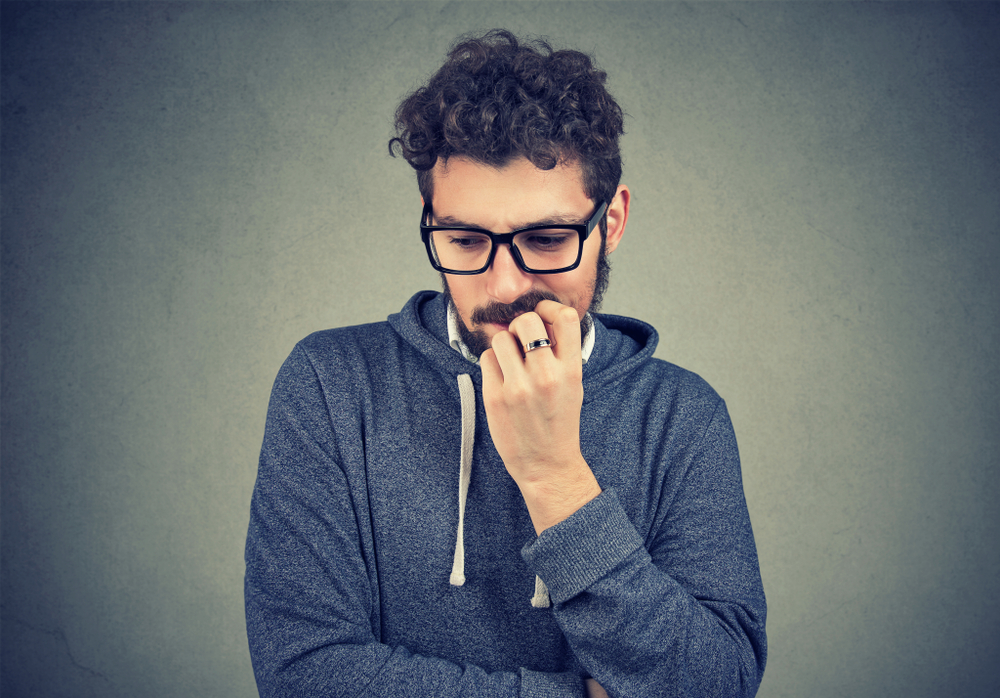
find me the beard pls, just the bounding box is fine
[442,238,612,358]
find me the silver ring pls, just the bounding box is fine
[524,338,553,353]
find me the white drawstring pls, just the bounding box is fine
[450,374,475,586]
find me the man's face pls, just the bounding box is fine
[429,156,623,357]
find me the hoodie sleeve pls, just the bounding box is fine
[521,399,767,698]
[244,343,588,698]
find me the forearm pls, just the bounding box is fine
[246,523,589,698]
[246,628,583,698]
[557,554,763,698]
[522,490,766,698]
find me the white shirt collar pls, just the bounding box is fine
[447,301,595,365]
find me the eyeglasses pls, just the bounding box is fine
[420,201,608,275]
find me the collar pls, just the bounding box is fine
[447,301,595,365]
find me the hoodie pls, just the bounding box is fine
[245,291,767,697]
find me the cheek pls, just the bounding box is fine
[446,276,483,314]
[569,243,602,287]
[581,230,605,263]
[541,267,592,307]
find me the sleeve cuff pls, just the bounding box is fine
[520,488,645,605]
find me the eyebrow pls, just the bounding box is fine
[431,211,586,230]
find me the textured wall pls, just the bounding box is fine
[2,3,998,697]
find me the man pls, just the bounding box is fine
[245,30,766,698]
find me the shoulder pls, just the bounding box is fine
[625,358,728,440]
[647,357,723,405]
[269,321,402,400]
[289,320,406,372]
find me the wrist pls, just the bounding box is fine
[518,461,602,535]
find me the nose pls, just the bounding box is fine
[485,243,534,305]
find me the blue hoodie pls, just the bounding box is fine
[245,291,766,697]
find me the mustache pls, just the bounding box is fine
[470,289,560,326]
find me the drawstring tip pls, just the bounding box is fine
[530,576,551,607]
[530,592,550,608]
[449,572,466,587]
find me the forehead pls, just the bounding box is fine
[430,156,591,229]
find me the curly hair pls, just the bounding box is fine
[389,29,624,212]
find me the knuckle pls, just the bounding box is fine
[508,382,531,405]
[557,307,579,324]
[522,312,543,332]
[535,371,559,393]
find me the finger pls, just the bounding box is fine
[532,300,581,362]
[479,347,504,388]
[489,329,528,380]
[585,679,609,698]
[507,311,553,357]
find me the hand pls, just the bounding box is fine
[586,679,609,698]
[480,300,601,535]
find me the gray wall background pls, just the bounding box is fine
[2,2,998,696]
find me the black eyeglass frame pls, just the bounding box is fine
[420,200,609,275]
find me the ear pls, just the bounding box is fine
[603,185,630,254]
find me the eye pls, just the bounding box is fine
[446,233,489,251]
[518,230,574,252]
